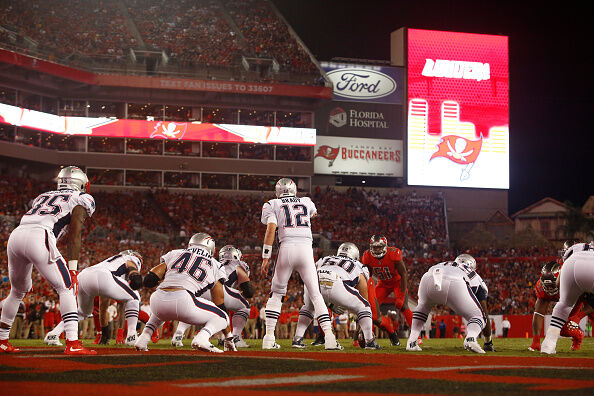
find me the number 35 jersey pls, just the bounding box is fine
[159,246,226,295]
[20,189,96,240]
[261,196,317,243]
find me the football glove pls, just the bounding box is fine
[328,303,345,315]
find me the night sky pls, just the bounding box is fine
[272,0,592,214]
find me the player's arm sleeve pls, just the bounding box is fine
[475,285,488,301]
[143,262,166,288]
[77,193,96,218]
[309,199,317,218]
[261,201,276,225]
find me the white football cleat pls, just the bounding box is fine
[540,339,556,355]
[171,334,184,348]
[262,334,280,349]
[44,333,62,346]
[233,336,250,348]
[134,333,150,351]
[406,340,422,351]
[125,334,138,347]
[464,337,486,354]
[191,340,223,353]
[324,333,343,350]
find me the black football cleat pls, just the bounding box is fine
[483,341,496,352]
[389,332,401,346]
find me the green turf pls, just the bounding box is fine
[9,337,594,357]
[274,377,594,395]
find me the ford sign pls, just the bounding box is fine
[326,68,397,100]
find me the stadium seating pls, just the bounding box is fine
[0,0,320,80]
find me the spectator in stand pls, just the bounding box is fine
[9,301,26,339]
[502,317,511,337]
[439,319,446,338]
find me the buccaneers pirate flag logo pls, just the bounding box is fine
[430,135,482,181]
[315,145,340,167]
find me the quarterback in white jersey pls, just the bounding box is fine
[0,166,96,355]
[259,178,340,350]
[44,250,143,347]
[135,233,231,353]
[172,245,253,349]
[542,242,594,354]
[406,254,488,354]
[293,242,378,349]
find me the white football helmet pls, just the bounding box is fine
[275,178,297,198]
[188,232,215,256]
[337,242,359,261]
[455,254,476,271]
[57,166,90,193]
[120,250,143,267]
[219,245,242,261]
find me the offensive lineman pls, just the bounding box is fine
[292,242,378,349]
[362,235,412,345]
[135,233,230,352]
[172,245,253,348]
[542,242,594,354]
[406,254,488,353]
[260,178,340,350]
[44,250,144,347]
[0,166,96,355]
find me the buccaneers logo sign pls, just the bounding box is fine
[315,145,340,167]
[431,135,482,180]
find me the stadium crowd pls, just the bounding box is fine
[0,175,564,340]
[0,0,320,78]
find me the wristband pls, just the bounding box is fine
[68,260,78,271]
[533,312,544,317]
[262,244,272,259]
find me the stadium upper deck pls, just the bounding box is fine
[0,0,324,85]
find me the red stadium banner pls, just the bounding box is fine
[0,103,316,146]
[0,48,332,99]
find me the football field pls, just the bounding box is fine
[1,338,593,395]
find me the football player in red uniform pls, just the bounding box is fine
[362,235,414,345]
[529,260,592,351]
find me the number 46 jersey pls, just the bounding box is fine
[159,246,226,295]
[261,196,317,243]
[20,189,95,240]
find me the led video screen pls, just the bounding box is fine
[407,29,509,189]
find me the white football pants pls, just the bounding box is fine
[1,226,78,340]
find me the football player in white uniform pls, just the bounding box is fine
[542,242,594,354]
[406,254,488,354]
[0,166,96,355]
[171,245,253,348]
[134,233,231,353]
[44,250,144,347]
[292,242,377,349]
[260,178,340,350]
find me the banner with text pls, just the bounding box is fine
[316,101,403,140]
[314,136,403,177]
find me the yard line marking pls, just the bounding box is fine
[177,374,364,387]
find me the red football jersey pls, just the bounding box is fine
[534,279,559,302]
[362,247,403,286]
